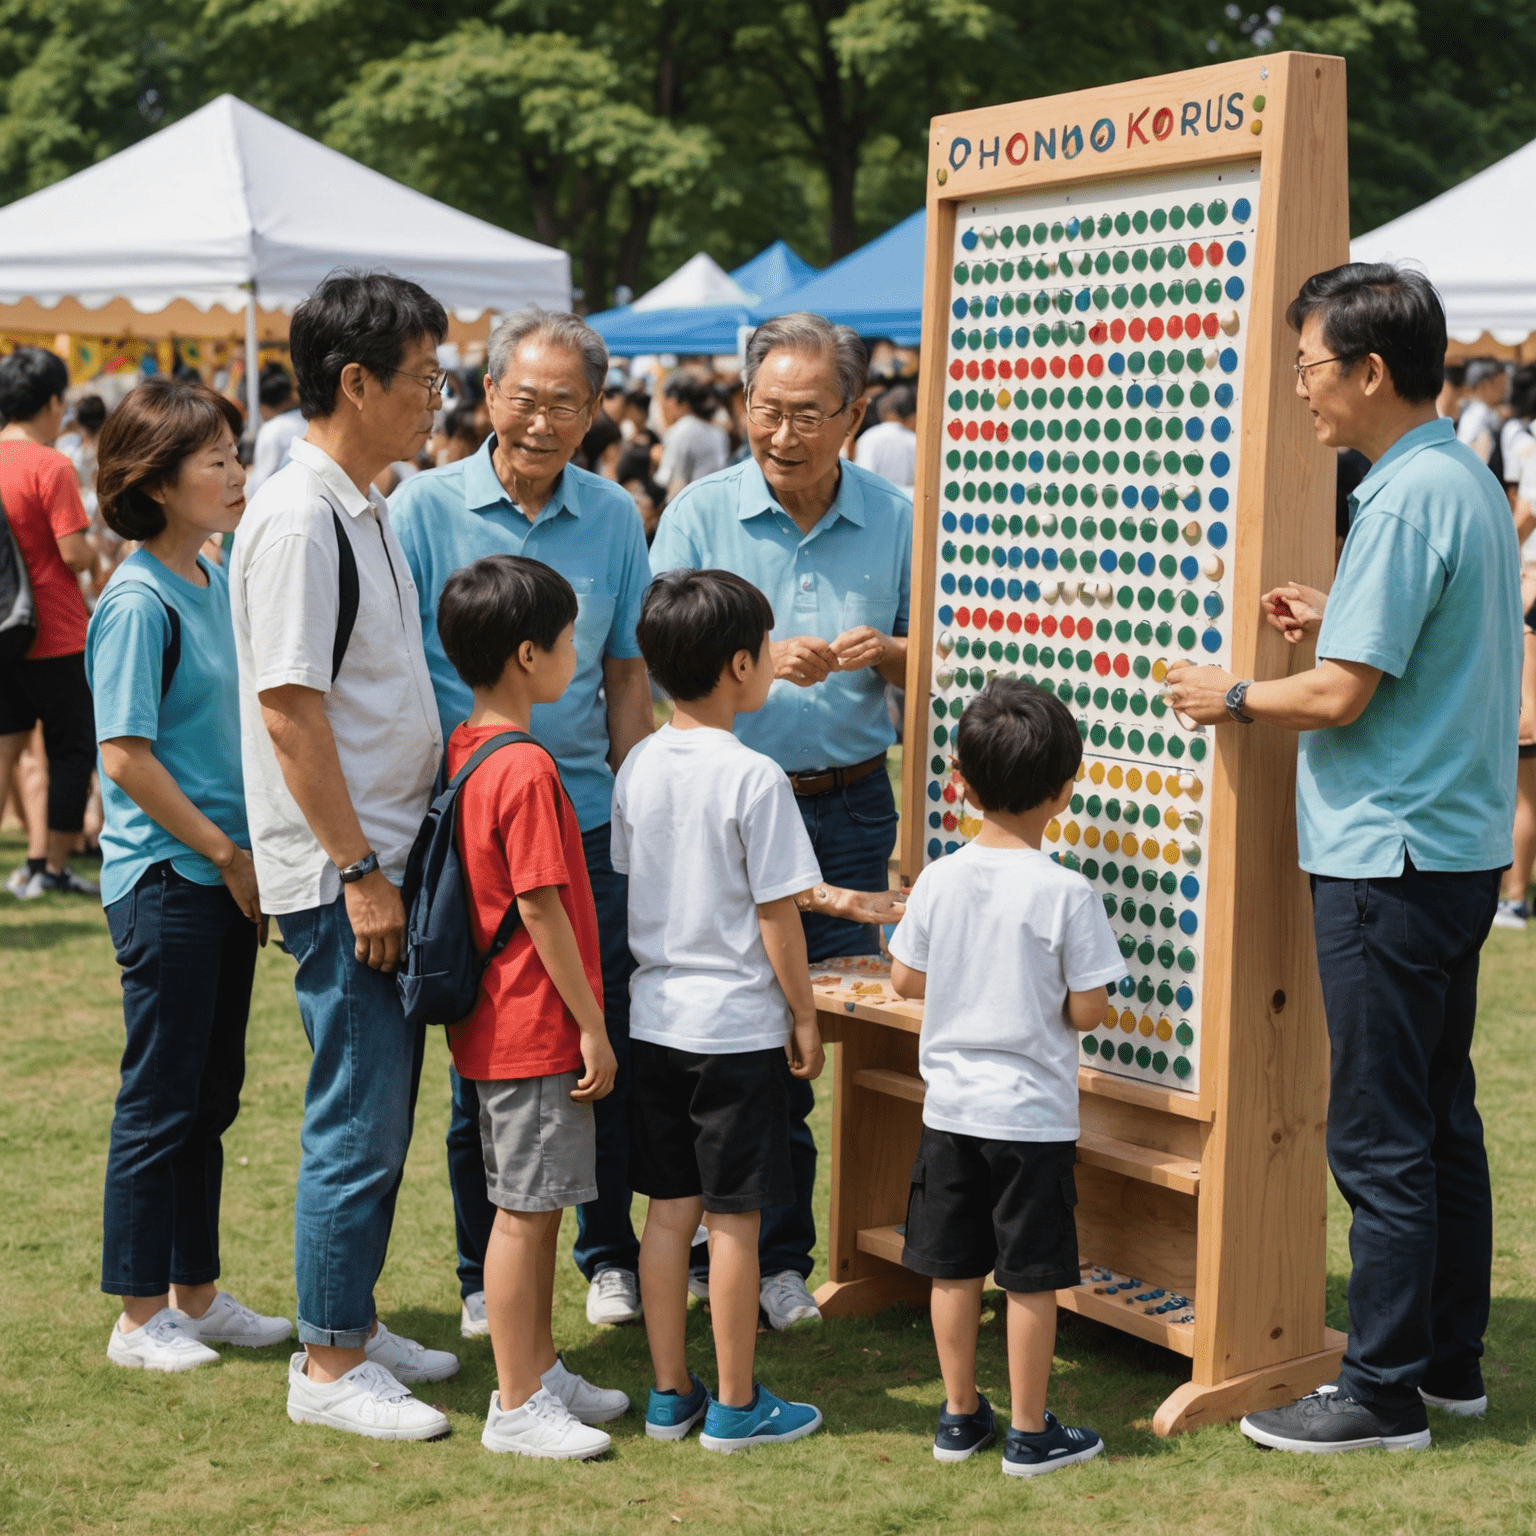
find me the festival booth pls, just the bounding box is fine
[807,51,1350,1435]
[1351,133,1536,359]
[0,94,570,419]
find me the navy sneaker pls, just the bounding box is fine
[1001,1412,1104,1478]
[645,1372,709,1441]
[698,1382,822,1453]
[934,1393,997,1462]
[1240,1389,1431,1453]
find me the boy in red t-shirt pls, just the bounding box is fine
[437,553,624,1462]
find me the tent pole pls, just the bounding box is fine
[243,282,259,448]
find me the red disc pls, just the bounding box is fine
[1031,357,1047,379]
[966,360,980,379]
[1094,652,1111,676]
[1188,242,1205,267]
[942,812,957,830]
[1146,316,1164,341]
[947,420,962,440]
[996,417,1009,438]
[1041,615,1058,637]
[1203,312,1219,339]
[1059,616,1076,638]
[1207,241,1224,266]
[1089,320,1108,344]
[1166,314,1184,339]
[989,610,1004,631]
[1110,318,1127,343]
[998,359,1013,379]
[1087,353,1105,377]
[1049,356,1066,378]
[1128,317,1146,342]
[1023,612,1040,634]
[955,607,971,626]
[981,359,996,379]
[949,359,964,380]
[1067,353,1084,378]
[965,421,979,440]
[980,420,995,441]
[1005,612,1022,633]
[942,785,957,803]
[1112,653,1130,677]
[973,609,988,630]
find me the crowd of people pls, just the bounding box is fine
[0,252,1526,1474]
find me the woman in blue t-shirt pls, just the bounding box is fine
[87,377,290,1372]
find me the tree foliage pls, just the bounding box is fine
[0,0,1532,307]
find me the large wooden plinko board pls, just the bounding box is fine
[814,53,1351,1435]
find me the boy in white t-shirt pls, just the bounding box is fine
[612,568,825,1454]
[889,678,1125,1479]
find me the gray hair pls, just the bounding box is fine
[744,313,867,407]
[487,308,608,400]
[1464,357,1507,390]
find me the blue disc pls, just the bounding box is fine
[1007,579,1023,600]
[1214,382,1234,407]
[1175,984,1194,1009]
[1211,417,1231,442]
[938,604,954,624]
[1138,552,1156,575]
[1200,627,1222,653]
[928,838,943,857]
[945,840,959,853]
[1209,487,1229,512]
[929,811,941,828]
[1208,521,1228,547]
[1180,556,1199,580]
[1029,450,1045,471]
[940,573,956,593]
[960,512,974,532]
[1204,592,1223,617]
[1228,239,1247,265]
[1024,580,1041,601]
[952,329,966,349]
[1179,910,1198,935]
[942,511,957,531]
[1146,384,1164,407]
[957,575,972,594]
[999,326,1014,346]
[1010,482,1026,503]
[1127,383,1145,407]
[985,294,998,316]
[1141,485,1159,510]
[1211,452,1230,477]
[1183,490,1201,511]
[1180,874,1199,900]
[1118,975,1137,998]
[1042,547,1059,569]
[1109,352,1126,375]
[1024,547,1040,568]
[952,298,967,318]
[1122,485,1139,508]
[927,781,941,801]
[1076,288,1092,312]
[1219,347,1238,373]
[991,577,1006,598]
[961,229,978,250]
[1008,545,1024,567]
[1225,275,1245,301]
[1067,216,1081,237]
[1232,197,1251,222]
[1102,549,1120,572]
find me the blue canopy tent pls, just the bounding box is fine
[587,239,816,355]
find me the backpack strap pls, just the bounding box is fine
[113,569,182,700]
[330,509,358,683]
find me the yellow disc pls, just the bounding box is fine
[1063,820,1081,845]
[1103,1001,1119,1027]
[1120,1009,1137,1033]
[1075,761,1087,781]
[1107,765,1124,787]
[1045,819,1061,842]
[1089,761,1105,784]
[1125,767,1142,790]
[997,388,1012,408]
[1163,841,1180,864]
[1102,829,1120,852]
[1146,770,1163,793]
[1142,836,1160,858]
[1156,1018,1174,1041]
[1164,806,1181,830]
[1083,825,1101,848]
[1139,1015,1155,1037]
[1151,658,1169,682]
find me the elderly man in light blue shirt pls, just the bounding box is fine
[651,312,912,1329]
[1168,264,1520,1456]
[391,310,655,1334]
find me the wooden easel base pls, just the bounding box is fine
[1151,1328,1347,1436]
[814,1270,931,1318]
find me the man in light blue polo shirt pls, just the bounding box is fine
[1168,264,1520,1456]
[391,310,655,1333]
[651,312,911,1329]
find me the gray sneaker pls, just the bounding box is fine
[1492,898,1528,931]
[6,866,43,900]
[759,1271,822,1330]
[40,866,99,896]
[586,1268,642,1325]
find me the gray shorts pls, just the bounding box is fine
[476,1072,597,1212]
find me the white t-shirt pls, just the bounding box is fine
[1500,417,1534,487]
[889,843,1125,1141]
[657,414,730,493]
[854,420,917,490]
[249,409,306,491]
[1457,398,1501,462]
[228,438,442,914]
[611,725,821,1053]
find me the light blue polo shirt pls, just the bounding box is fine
[1297,417,1521,878]
[650,457,912,772]
[390,438,650,831]
[85,552,249,906]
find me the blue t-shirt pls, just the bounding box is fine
[85,551,250,905]
[650,457,913,772]
[1297,417,1521,877]
[390,440,650,832]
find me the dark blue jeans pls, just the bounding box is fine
[447,821,638,1294]
[1313,858,1501,1413]
[281,893,426,1347]
[101,865,257,1297]
[753,766,898,1281]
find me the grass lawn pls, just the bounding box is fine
[2,825,1535,1535]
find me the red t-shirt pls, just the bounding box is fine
[0,439,88,657]
[445,723,602,1081]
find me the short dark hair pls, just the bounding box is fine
[955,678,1082,815]
[95,378,244,541]
[437,554,578,690]
[879,382,917,421]
[1463,357,1506,391]
[1510,362,1536,422]
[638,568,773,701]
[258,368,294,410]
[663,373,715,419]
[0,346,69,424]
[288,269,448,419]
[442,405,484,446]
[73,394,107,435]
[1285,263,1445,405]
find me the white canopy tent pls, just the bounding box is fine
[0,94,570,426]
[628,252,753,312]
[1351,134,1536,347]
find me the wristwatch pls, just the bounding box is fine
[338,850,380,884]
[1224,680,1255,724]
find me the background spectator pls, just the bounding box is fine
[854,382,918,490]
[1456,357,1507,466]
[429,405,487,467]
[577,412,623,477]
[656,371,728,500]
[247,366,305,493]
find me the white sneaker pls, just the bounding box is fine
[688,1272,710,1303]
[461,1290,490,1339]
[1492,898,1528,931]
[543,1354,630,1424]
[286,1353,450,1441]
[760,1271,822,1331]
[364,1320,461,1384]
[7,867,44,900]
[176,1291,292,1348]
[107,1308,220,1372]
[481,1387,611,1459]
[1419,1386,1488,1418]
[586,1268,642,1325]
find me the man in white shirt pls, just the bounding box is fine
[1456,358,1507,465]
[247,369,306,492]
[656,372,729,499]
[853,381,918,490]
[228,272,457,1441]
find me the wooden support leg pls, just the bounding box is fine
[814,1268,931,1319]
[1151,1328,1347,1436]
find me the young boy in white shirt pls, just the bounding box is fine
[889,678,1125,1478]
[612,567,825,1453]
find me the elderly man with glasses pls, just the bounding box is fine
[649,311,912,1330]
[390,309,658,1334]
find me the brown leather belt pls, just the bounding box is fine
[787,753,887,798]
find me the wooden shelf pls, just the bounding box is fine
[1056,1278,1197,1358]
[856,1224,907,1266]
[852,1067,926,1104]
[1077,1130,1201,1196]
[1079,1065,1213,1122]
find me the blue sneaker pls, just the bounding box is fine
[1001,1412,1104,1477]
[934,1392,997,1462]
[646,1373,709,1441]
[698,1382,823,1453]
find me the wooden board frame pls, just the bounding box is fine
[815,51,1349,1434]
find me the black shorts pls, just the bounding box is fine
[0,650,96,831]
[628,1038,795,1213]
[900,1126,1080,1294]
[1520,742,1536,760]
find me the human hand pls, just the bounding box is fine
[831,886,907,925]
[344,869,405,971]
[218,844,262,926]
[1163,661,1237,726]
[571,1027,618,1102]
[1261,582,1327,644]
[785,1016,825,1080]
[829,625,889,673]
[771,635,839,687]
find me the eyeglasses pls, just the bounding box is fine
[489,378,593,425]
[744,398,851,436]
[398,368,449,397]
[1292,355,1344,387]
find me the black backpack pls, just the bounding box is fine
[0,483,37,662]
[397,730,570,1028]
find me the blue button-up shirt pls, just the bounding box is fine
[651,457,912,772]
[1297,417,1521,877]
[390,438,650,831]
